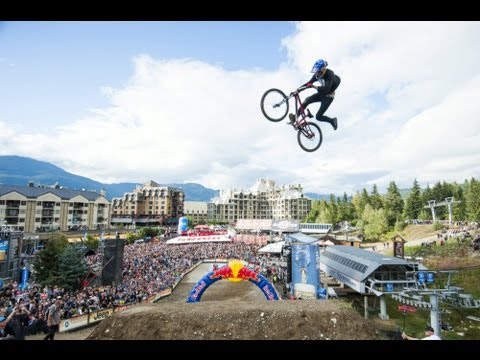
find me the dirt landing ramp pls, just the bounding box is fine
[87,300,380,340]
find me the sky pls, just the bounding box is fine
[1,21,480,196]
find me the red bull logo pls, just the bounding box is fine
[209,265,234,280]
[236,265,261,283]
[209,260,260,283]
[188,259,279,302]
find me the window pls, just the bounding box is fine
[21,201,26,205]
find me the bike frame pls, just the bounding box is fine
[289,86,313,133]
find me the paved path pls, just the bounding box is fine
[362,235,439,255]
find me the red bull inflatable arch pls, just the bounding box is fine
[186,259,279,302]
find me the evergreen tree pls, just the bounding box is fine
[422,184,433,220]
[315,200,334,223]
[57,245,88,291]
[329,194,338,223]
[305,200,321,222]
[453,182,467,221]
[32,234,69,287]
[404,179,423,220]
[337,192,355,222]
[466,177,480,221]
[384,181,404,227]
[353,188,370,217]
[370,184,383,210]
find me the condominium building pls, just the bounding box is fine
[184,201,208,224]
[0,184,111,233]
[207,179,311,223]
[110,180,184,227]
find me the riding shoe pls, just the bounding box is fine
[331,117,338,131]
[288,113,296,125]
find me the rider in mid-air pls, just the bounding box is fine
[289,59,341,130]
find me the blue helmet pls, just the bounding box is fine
[311,59,328,73]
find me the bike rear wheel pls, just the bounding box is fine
[260,88,289,122]
[297,122,323,152]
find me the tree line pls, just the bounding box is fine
[304,177,480,241]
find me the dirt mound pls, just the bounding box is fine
[87,300,380,340]
[87,266,379,340]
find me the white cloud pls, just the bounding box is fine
[1,21,480,195]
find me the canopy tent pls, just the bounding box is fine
[258,241,285,254]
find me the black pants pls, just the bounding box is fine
[299,93,335,123]
[43,324,59,340]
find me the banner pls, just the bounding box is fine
[20,267,29,290]
[88,308,114,324]
[59,314,89,333]
[0,240,8,251]
[271,219,299,232]
[291,244,319,299]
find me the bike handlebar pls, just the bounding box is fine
[289,84,310,97]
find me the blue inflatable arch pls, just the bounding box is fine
[186,262,279,303]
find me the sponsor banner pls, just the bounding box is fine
[292,244,319,295]
[166,235,232,245]
[113,305,132,313]
[89,308,114,324]
[0,240,8,251]
[59,314,89,333]
[271,219,299,232]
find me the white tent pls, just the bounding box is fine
[258,241,285,254]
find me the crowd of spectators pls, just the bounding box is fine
[1,238,285,339]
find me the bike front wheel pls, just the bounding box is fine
[297,122,323,152]
[260,88,289,122]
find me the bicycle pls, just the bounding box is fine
[260,85,322,152]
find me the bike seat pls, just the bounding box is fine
[306,109,314,118]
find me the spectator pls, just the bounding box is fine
[402,326,441,340]
[43,297,62,340]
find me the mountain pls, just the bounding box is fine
[0,156,219,201]
[304,192,331,201]
[0,155,333,202]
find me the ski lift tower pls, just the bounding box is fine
[444,197,461,224]
[427,200,437,222]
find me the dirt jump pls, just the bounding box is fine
[86,262,380,340]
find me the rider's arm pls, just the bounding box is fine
[300,74,317,89]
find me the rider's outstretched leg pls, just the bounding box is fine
[297,93,322,117]
[315,96,337,130]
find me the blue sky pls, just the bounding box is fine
[0,21,294,132]
[1,21,480,196]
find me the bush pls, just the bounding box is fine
[432,222,444,231]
